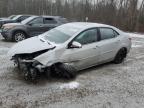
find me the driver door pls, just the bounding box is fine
[63,28,100,70]
[27,17,45,37]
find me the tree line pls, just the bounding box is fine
[0,0,144,32]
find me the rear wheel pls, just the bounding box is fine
[13,31,26,42]
[113,48,127,64]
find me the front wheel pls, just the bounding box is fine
[113,48,127,64]
[0,23,2,28]
[52,64,77,79]
[13,31,26,42]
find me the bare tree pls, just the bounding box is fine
[0,0,144,32]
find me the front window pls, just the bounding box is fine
[21,16,39,24]
[28,17,43,25]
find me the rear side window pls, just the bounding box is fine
[44,18,57,24]
[99,28,118,40]
[74,28,98,45]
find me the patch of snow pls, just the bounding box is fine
[127,33,144,38]
[0,47,10,55]
[132,44,142,48]
[0,47,9,51]
[60,82,80,89]
[135,55,144,59]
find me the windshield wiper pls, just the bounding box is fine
[39,37,51,45]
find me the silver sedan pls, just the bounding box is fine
[8,22,132,81]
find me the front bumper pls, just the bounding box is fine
[13,57,47,73]
[1,30,12,40]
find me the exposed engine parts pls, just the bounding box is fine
[13,55,76,82]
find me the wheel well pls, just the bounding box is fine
[13,30,28,38]
[118,47,127,57]
[53,62,63,66]
[121,47,127,53]
[50,62,63,69]
[50,62,63,72]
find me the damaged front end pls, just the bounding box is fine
[12,49,52,81]
[8,36,77,81]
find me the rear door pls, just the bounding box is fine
[27,17,45,36]
[43,17,58,32]
[98,27,120,62]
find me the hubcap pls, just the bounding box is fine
[15,33,25,42]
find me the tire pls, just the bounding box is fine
[23,67,40,82]
[52,63,77,79]
[113,48,127,64]
[13,31,26,42]
[0,23,2,28]
[13,56,21,69]
[45,68,51,78]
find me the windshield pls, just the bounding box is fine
[12,15,21,20]
[21,16,37,24]
[8,15,16,19]
[40,25,81,44]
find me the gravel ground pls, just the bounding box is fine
[0,33,144,108]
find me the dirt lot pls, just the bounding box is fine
[0,33,144,108]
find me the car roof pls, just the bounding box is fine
[59,22,123,35]
[22,15,38,19]
[15,14,34,16]
[62,22,112,30]
[42,16,65,19]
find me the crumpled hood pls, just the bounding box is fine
[8,37,55,57]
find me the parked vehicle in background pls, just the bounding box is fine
[1,16,68,42]
[0,15,31,28]
[8,22,131,81]
[0,15,15,20]
[8,15,16,19]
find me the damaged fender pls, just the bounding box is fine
[34,47,66,66]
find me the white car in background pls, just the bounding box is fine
[8,22,131,81]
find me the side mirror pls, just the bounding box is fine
[70,41,82,48]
